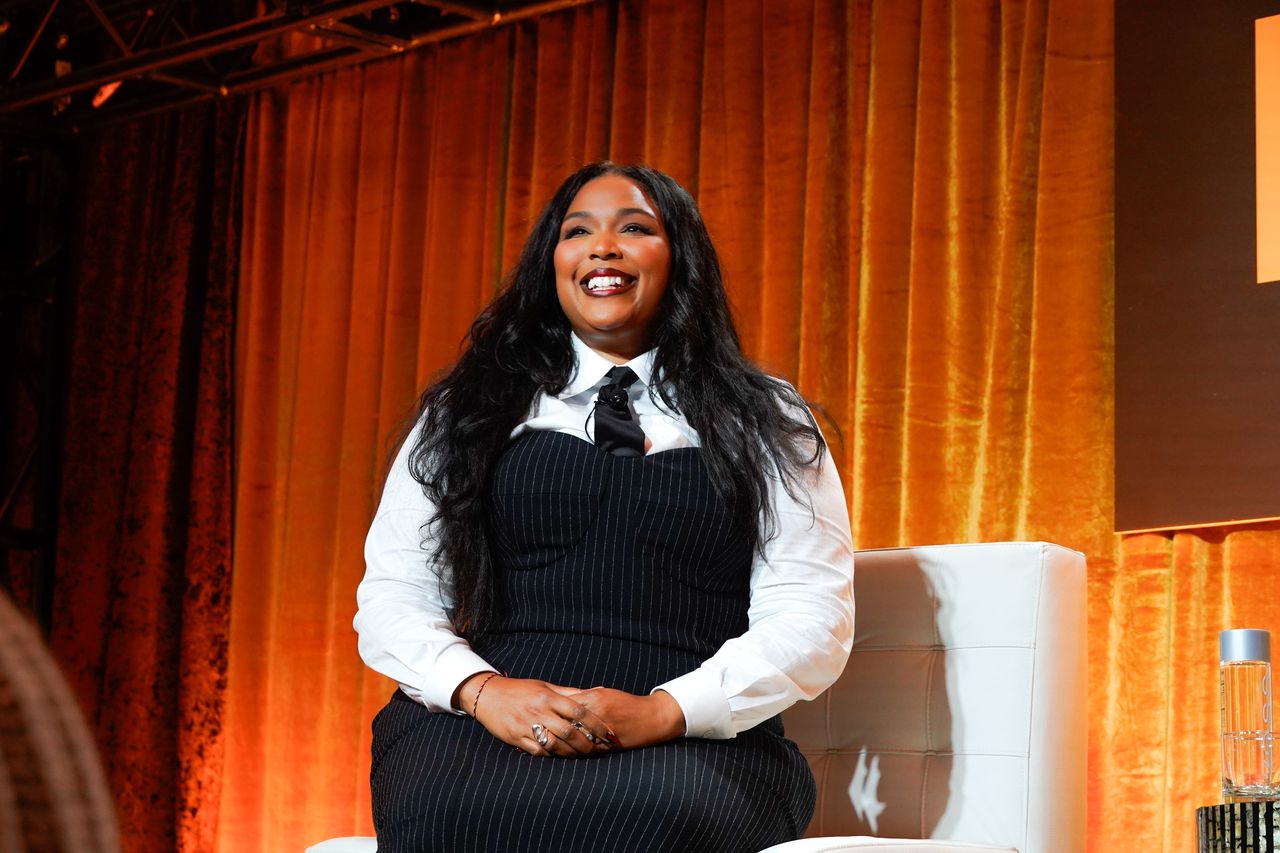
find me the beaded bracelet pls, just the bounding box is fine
[470,672,501,718]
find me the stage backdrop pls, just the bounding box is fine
[221,1,1231,851]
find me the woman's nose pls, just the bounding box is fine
[589,234,621,259]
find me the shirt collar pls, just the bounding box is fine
[562,332,656,399]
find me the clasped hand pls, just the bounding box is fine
[456,674,686,758]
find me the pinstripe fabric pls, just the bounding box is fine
[370,431,814,852]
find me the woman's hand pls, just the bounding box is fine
[555,687,686,750]
[455,673,617,757]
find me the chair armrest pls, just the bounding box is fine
[760,837,1017,852]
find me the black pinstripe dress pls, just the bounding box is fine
[369,431,816,852]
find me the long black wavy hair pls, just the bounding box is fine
[408,162,826,637]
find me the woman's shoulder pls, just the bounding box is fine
[751,373,817,422]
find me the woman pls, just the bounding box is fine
[355,162,855,853]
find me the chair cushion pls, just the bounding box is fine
[304,838,377,853]
[760,836,1016,852]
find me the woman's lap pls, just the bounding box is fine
[370,691,815,853]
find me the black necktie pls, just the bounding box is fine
[593,366,646,457]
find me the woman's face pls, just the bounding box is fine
[554,174,671,363]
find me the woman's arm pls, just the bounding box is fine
[649,436,856,739]
[567,429,855,743]
[355,424,614,756]
[355,427,498,713]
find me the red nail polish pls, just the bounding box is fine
[606,731,621,745]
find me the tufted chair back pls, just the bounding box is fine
[776,542,1087,853]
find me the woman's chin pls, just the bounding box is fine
[577,311,643,337]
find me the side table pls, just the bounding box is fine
[1198,802,1280,851]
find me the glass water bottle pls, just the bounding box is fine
[1220,628,1277,802]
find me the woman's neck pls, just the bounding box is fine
[576,331,650,365]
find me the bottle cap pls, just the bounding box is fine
[1220,629,1271,663]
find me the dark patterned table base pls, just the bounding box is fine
[1199,802,1280,852]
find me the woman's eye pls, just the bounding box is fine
[561,226,588,239]
[622,223,652,234]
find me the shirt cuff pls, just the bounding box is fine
[408,645,498,715]
[653,668,733,739]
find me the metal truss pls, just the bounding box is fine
[0,0,596,134]
[0,133,70,631]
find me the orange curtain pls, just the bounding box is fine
[1093,527,1280,846]
[222,1,1268,851]
[54,103,241,853]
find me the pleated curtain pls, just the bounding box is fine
[53,103,241,853]
[221,1,1255,851]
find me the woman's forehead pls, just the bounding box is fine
[565,174,659,218]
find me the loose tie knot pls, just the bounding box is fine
[597,366,639,412]
[592,366,645,457]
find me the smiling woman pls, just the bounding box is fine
[352,162,856,853]
[553,174,672,362]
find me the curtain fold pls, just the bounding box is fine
[1091,525,1280,846]
[54,99,242,853]
[228,2,1270,852]
[224,33,518,848]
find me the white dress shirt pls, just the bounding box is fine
[355,333,856,739]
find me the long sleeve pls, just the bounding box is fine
[652,443,856,739]
[354,426,496,713]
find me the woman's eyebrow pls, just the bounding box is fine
[563,207,658,221]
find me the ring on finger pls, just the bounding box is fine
[531,723,550,747]
[571,720,597,743]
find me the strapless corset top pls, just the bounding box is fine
[483,430,754,661]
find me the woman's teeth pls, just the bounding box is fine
[584,276,630,291]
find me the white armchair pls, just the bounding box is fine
[765,541,1087,853]
[308,541,1086,853]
